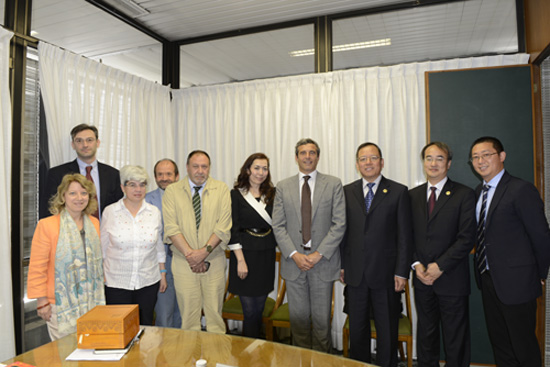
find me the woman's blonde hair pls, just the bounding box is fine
[49,173,98,216]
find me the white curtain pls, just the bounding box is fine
[171,53,528,350]
[38,42,173,181]
[0,26,16,361]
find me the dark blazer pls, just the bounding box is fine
[40,159,123,218]
[341,176,413,288]
[409,178,476,296]
[474,171,550,305]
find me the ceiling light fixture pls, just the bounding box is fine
[103,0,150,18]
[289,38,391,57]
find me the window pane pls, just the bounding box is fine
[23,46,50,351]
[180,24,314,87]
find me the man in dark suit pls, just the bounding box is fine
[273,138,346,352]
[409,142,476,367]
[40,124,123,219]
[340,142,413,366]
[470,136,550,366]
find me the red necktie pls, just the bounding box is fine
[428,186,437,216]
[85,166,100,219]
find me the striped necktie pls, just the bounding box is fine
[476,184,491,274]
[193,186,201,230]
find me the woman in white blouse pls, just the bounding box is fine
[101,165,167,325]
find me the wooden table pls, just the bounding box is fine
[3,326,371,366]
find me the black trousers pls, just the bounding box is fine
[105,282,160,326]
[348,275,401,367]
[414,284,470,367]
[481,272,540,367]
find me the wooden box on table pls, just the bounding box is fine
[77,305,139,349]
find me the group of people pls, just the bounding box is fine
[27,123,550,367]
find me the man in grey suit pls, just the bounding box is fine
[273,138,346,352]
[146,159,181,328]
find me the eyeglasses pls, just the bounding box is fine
[358,156,380,163]
[424,156,446,163]
[470,152,498,162]
[125,182,147,188]
[73,137,96,144]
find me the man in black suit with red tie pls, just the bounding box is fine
[340,142,413,367]
[409,142,476,367]
[40,124,123,219]
[470,136,550,366]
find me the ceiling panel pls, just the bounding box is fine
[18,0,519,87]
[32,0,160,57]
[332,0,517,70]
[180,24,314,87]
[96,43,162,83]
[135,0,408,41]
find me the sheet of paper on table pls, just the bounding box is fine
[65,348,125,361]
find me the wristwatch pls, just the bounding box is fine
[205,244,213,253]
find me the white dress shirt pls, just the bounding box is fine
[101,199,166,290]
[426,176,448,201]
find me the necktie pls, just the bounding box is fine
[85,166,99,219]
[476,184,491,274]
[301,176,312,245]
[193,186,201,230]
[365,182,375,213]
[428,186,437,216]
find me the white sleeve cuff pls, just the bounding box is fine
[228,243,242,251]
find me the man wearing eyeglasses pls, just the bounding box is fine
[41,123,123,220]
[340,142,413,366]
[470,136,550,367]
[409,142,476,367]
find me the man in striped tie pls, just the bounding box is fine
[470,136,550,367]
[162,150,231,334]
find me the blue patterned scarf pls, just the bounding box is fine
[54,209,105,334]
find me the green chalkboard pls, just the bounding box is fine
[426,65,534,364]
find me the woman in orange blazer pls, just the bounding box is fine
[28,173,105,340]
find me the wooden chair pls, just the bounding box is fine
[265,281,336,342]
[222,251,283,331]
[342,282,413,367]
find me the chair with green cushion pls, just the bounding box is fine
[342,282,413,367]
[222,251,282,332]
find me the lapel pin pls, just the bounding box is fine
[383,189,388,193]
[446,191,451,196]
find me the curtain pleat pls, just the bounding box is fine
[38,42,173,180]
